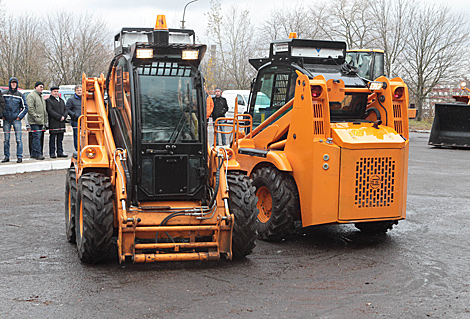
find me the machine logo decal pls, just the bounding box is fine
[370,175,381,189]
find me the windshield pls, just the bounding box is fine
[138,62,200,143]
[346,52,372,79]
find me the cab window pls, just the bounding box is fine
[252,67,297,127]
[114,56,133,152]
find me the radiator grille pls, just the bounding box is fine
[355,157,396,208]
[393,104,403,134]
[312,103,324,135]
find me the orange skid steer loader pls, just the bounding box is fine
[220,37,409,240]
[64,16,257,264]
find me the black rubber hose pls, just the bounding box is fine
[154,155,224,244]
[365,107,381,121]
[208,155,224,209]
[376,94,388,125]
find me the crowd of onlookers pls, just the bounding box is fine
[0,78,82,162]
[0,78,233,162]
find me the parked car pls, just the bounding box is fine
[222,90,250,118]
[59,90,75,103]
[21,89,51,100]
[1,86,24,93]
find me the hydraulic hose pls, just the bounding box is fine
[208,153,224,209]
[365,107,381,121]
[154,152,224,244]
[376,93,388,125]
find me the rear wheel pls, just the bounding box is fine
[65,167,77,243]
[227,172,258,259]
[355,220,398,234]
[75,172,114,263]
[252,167,299,241]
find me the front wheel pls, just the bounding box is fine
[75,172,114,263]
[227,172,258,259]
[355,221,398,234]
[252,167,299,241]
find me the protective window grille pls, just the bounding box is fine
[312,103,324,135]
[393,104,403,134]
[355,157,396,208]
[271,74,289,108]
[138,62,192,77]
[115,67,124,108]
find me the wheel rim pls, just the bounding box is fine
[256,186,272,223]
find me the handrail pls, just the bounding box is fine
[247,98,294,139]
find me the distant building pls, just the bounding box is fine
[418,82,470,118]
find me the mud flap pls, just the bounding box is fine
[428,103,470,148]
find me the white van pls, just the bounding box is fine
[222,90,250,118]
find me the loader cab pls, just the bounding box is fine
[107,23,208,205]
[346,49,385,80]
[248,39,371,127]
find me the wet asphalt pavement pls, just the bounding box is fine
[0,132,469,318]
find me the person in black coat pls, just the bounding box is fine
[211,88,229,145]
[46,87,68,158]
[66,85,82,150]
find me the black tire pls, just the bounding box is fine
[65,167,77,243]
[75,172,114,263]
[355,220,398,234]
[227,172,258,259]
[252,167,299,241]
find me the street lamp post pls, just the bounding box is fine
[181,0,198,29]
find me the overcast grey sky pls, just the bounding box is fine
[5,0,470,41]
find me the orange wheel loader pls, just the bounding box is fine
[222,37,410,240]
[64,15,258,263]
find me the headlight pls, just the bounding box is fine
[85,147,97,159]
[136,49,153,59]
[182,50,199,60]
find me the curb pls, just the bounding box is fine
[0,159,70,176]
[410,129,431,133]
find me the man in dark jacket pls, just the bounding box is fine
[2,77,28,163]
[46,86,68,158]
[211,88,228,145]
[66,85,82,150]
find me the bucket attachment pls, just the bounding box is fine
[428,103,470,148]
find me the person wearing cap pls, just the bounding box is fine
[211,87,228,145]
[46,86,68,158]
[2,77,28,163]
[26,81,48,160]
[66,85,82,151]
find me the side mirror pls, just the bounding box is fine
[238,99,245,106]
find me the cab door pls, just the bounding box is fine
[134,61,207,202]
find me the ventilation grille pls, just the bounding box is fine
[393,104,403,134]
[312,103,324,135]
[355,157,396,208]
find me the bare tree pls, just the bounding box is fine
[204,0,256,90]
[0,14,46,88]
[369,0,411,78]
[260,6,323,42]
[44,11,112,86]
[320,0,376,49]
[398,3,469,120]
